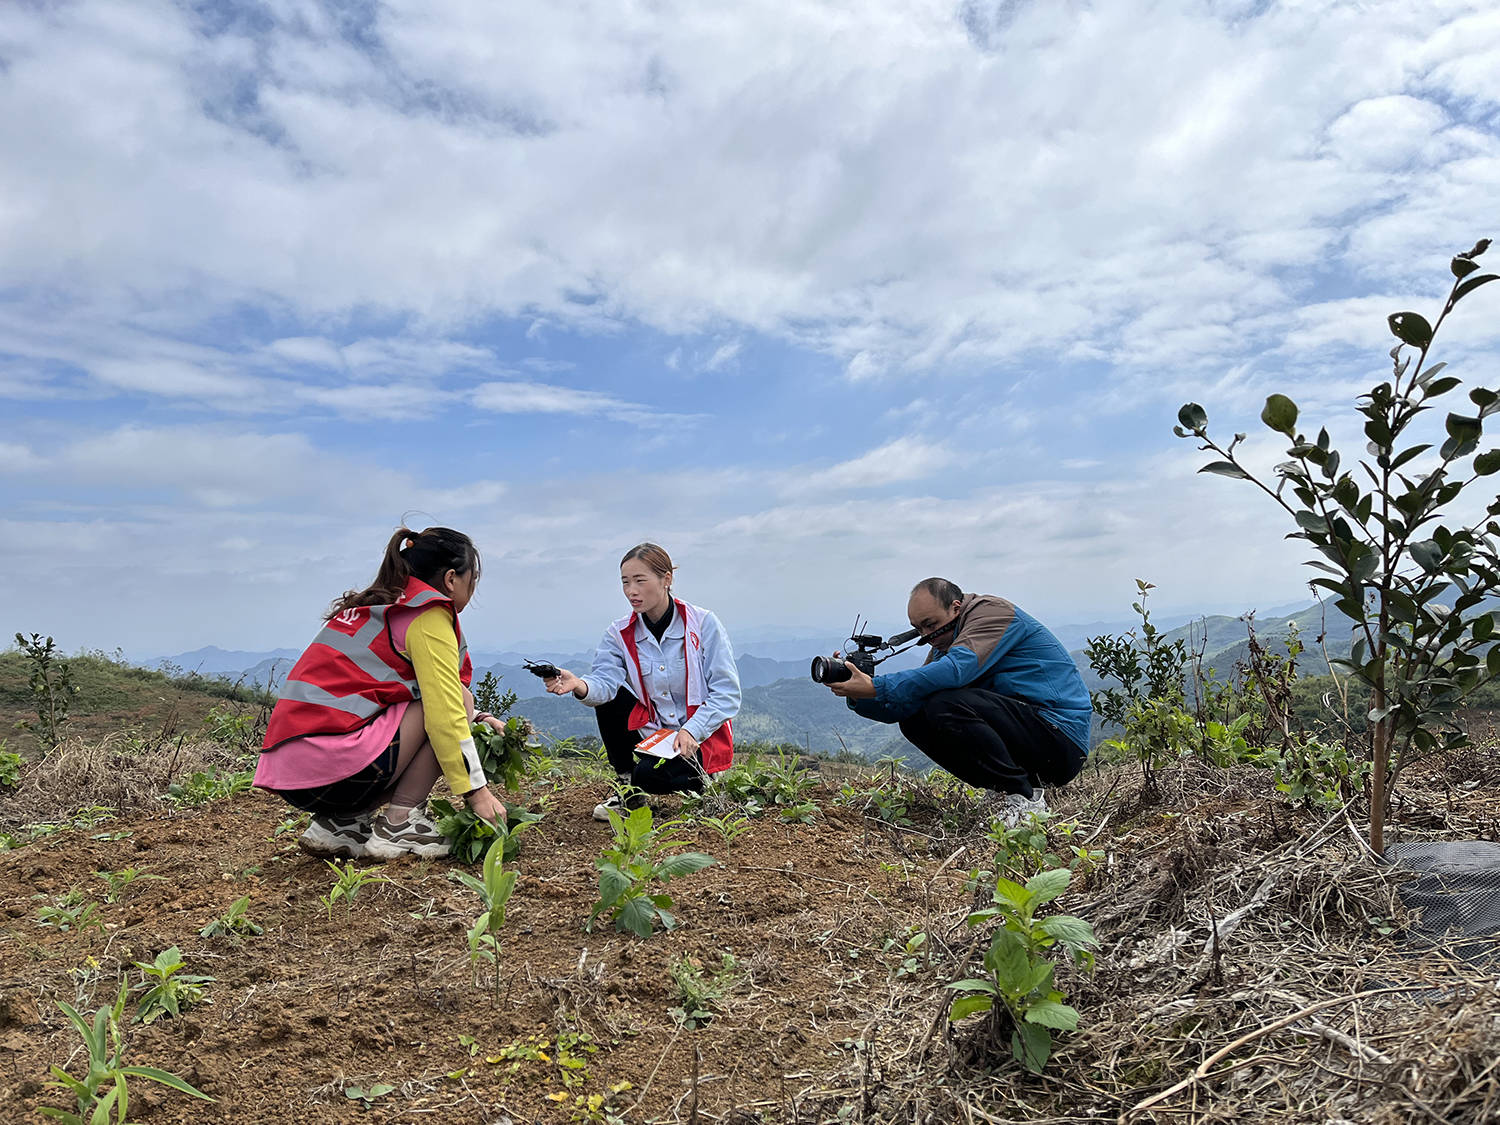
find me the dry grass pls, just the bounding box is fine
[760,755,1500,1125]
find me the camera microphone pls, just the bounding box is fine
[886,627,920,646]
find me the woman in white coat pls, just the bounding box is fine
[545,543,741,820]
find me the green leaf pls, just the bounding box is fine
[1455,274,1498,302]
[657,852,717,878]
[596,865,630,909]
[1475,451,1500,476]
[1024,867,1072,905]
[1012,1023,1052,1074]
[1453,255,1481,279]
[1447,414,1483,443]
[1039,914,1098,950]
[1261,394,1299,437]
[1177,403,1208,432]
[1024,1000,1081,1030]
[991,877,1029,911]
[1425,376,1462,397]
[945,978,998,994]
[117,1066,215,1100]
[949,994,994,1021]
[985,929,1031,989]
[1388,311,1433,348]
[1198,460,1251,480]
[617,895,657,938]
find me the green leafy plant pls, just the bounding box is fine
[200,705,256,749]
[320,860,391,920]
[882,928,929,979]
[668,953,740,1029]
[947,867,1098,1074]
[162,767,253,807]
[1253,735,1372,809]
[1085,581,1190,793]
[198,895,264,940]
[132,947,214,1025]
[0,744,22,789]
[94,867,159,904]
[696,812,751,848]
[36,887,104,935]
[451,830,519,1001]
[344,1082,396,1108]
[1176,237,1500,849]
[473,670,518,719]
[586,806,716,938]
[471,717,534,793]
[41,981,214,1123]
[432,799,542,865]
[15,632,76,752]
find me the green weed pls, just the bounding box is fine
[131,947,214,1025]
[586,806,715,938]
[198,895,263,940]
[947,867,1098,1073]
[41,981,214,1123]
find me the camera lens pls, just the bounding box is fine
[810,655,852,684]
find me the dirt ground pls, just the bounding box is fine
[0,777,970,1125]
[3,745,1498,1125]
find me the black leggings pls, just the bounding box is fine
[595,688,707,794]
[897,688,1087,799]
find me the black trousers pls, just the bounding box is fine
[595,688,707,795]
[897,688,1087,799]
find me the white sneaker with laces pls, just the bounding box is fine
[591,790,646,823]
[297,813,372,859]
[996,789,1048,829]
[363,808,451,860]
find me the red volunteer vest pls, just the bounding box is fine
[618,600,734,774]
[262,577,472,752]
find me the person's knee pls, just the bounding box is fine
[917,688,974,728]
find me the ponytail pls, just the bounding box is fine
[327,526,481,619]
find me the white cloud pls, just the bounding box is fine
[793,437,955,492]
[2,0,1495,382]
[702,340,742,372]
[0,441,37,473]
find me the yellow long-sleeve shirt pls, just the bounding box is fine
[404,606,485,794]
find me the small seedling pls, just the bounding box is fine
[450,830,518,1001]
[42,981,214,1122]
[344,1082,395,1108]
[697,812,751,849]
[668,953,740,1029]
[132,947,214,1025]
[162,767,253,807]
[947,867,1097,1073]
[36,888,104,934]
[586,806,715,938]
[320,860,391,920]
[0,745,22,788]
[199,895,263,940]
[95,867,160,903]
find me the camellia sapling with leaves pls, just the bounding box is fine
[1175,238,1499,851]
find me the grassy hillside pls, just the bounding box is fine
[0,648,269,756]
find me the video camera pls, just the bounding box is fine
[809,623,922,685]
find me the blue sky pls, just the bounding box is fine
[3,0,1500,657]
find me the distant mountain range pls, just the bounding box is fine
[147,600,1350,760]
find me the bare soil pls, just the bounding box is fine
[2,749,1497,1125]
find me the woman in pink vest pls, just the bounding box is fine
[255,526,507,859]
[544,543,741,821]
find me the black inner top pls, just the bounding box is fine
[644,600,674,642]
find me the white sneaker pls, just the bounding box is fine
[591,790,646,823]
[297,813,372,859]
[995,789,1047,829]
[363,809,451,860]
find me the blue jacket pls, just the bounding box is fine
[851,594,1092,752]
